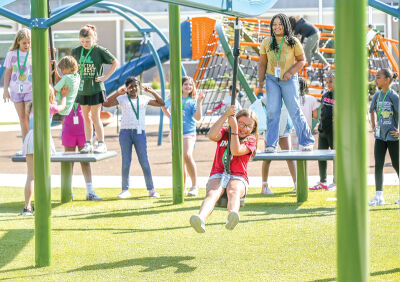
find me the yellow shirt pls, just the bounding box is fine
[260,36,304,79]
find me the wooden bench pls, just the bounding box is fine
[253,149,335,202]
[12,151,117,203]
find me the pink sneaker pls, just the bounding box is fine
[309,182,328,190]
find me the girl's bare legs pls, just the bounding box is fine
[183,137,198,196]
[25,154,34,209]
[225,179,246,230]
[14,102,29,141]
[226,179,246,213]
[64,146,92,183]
[81,105,93,142]
[90,104,104,142]
[279,137,297,187]
[198,178,224,220]
[261,160,272,193]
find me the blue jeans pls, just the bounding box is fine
[265,74,314,148]
[119,129,154,191]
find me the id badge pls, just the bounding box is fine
[274,67,281,78]
[375,126,380,138]
[73,116,79,125]
[79,80,84,91]
[19,84,23,93]
[220,172,230,188]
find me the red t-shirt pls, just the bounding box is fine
[209,127,257,183]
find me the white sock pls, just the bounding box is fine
[262,181,268,186]
[86,182,94,194]
[376,191,383,197]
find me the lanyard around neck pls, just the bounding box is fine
[377,89,390,121]
[17,49,29,79]
[182,96,189,112]
[273,36,285,65]
[73,103,78,116]
[79,46,94,77]
[127,94,139,120]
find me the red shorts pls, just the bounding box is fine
[62,132,86,147]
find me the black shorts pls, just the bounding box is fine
[76,91,106,106]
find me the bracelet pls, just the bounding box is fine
[231,132,238,135]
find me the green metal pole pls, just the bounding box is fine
[336,0,368,281]
[296,160,308,202]
[169,4,184,204]
[61,163,73,203]
[32,0,51,267]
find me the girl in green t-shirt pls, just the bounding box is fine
[72,24,119,154]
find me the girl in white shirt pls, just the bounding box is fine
[104,76,165,198]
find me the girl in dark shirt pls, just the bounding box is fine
[289,16,330,71]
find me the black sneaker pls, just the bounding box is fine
[21,207,34,216]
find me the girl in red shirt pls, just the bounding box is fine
[190,106,258,232]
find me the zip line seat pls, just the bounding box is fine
[12,151,117,203]
[253,149,336,202]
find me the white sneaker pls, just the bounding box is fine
[261,185,274,195]
[190,214,206,233]
[86,191,103,201]
[368,195,385,206]
[94,142,107,154]
[395,198,400,204]
[117,190,131,199]
[15,149,23,156]
[327,183,336,191]
[225,211,240,230]
[300,144,313,151]
[292,188,297,193]
[80,142,93,154]
[265,146,276,153]
[187,186,198,197]
[148,190,160,198]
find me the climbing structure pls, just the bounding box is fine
[192,16,399,134]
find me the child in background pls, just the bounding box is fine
[71,24,119,154]
[298,77,319,130]
[310,73,336,191]
[190,107,257,232]
[164,76,205,196]
[3,28,32,153]
[369,68,399,206]
[21,85,68,215]
[206,85,242,114]
[104,76,164,198]
[52,56,81,116]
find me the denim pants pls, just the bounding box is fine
[265,74,314,148]
[119,129,154,191]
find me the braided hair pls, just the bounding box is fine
[269,14,297,52]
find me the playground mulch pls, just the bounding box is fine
[0,124,395,181]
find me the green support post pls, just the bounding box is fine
[169,4,184,204]
[336,0,368,281]
[61,163,73,203]
[296,160,308,202]
[31,0,51,267]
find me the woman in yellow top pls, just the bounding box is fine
[257,13,314,152]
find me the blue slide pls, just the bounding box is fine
[105,20,192,94]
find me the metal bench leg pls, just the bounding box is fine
[296,160,308,202]
[61,162,73,203]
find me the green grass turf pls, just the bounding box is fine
[0,186,399,281]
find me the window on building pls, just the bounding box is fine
[124,30,149,62]
[52,31,80,60]
[0,33,15,62]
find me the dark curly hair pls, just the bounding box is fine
[269,14,297,52]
